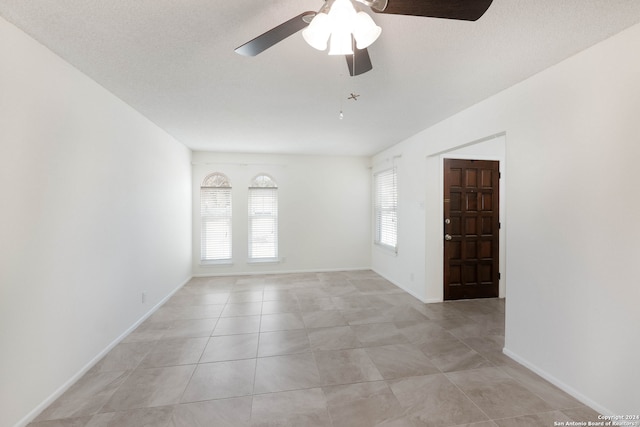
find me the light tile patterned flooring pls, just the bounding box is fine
[29,270,601,427]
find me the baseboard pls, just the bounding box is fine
[195,267,442,305]
[370,269,436,303]
[192,266,373,278]
[14,275,192,427]
[502,347,615,417]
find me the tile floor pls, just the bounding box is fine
[29,270,603,427]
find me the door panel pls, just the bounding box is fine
[444,159,499,300]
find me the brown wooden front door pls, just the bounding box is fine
[443,159,500,300]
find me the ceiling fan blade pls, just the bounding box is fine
[346,47,373,76]
[235,11,316,56]
[373,0,493,21]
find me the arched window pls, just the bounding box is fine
[201,173,232,262]
[248,174,278,260]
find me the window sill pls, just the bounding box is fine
[247,257,281,264]
[374,242,398,256]
[200,259,233,266]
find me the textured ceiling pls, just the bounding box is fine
[1,0,640,156]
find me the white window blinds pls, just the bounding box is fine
[201,173,232,262]
[248,175,278,260]
[374,167,398,250]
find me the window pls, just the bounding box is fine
[248,174,278,261]
[374,167,398,250]
[200,173,232,263]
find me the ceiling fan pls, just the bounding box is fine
[235,0,494,76]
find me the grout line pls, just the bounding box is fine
[248,276,266,423]
[38,272,518,426]
[442,369,494,424]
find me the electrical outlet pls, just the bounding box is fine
[141,292,147,304]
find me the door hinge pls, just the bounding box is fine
[499,222,501,229]
[498,272,501,280]
[499,172,502,179]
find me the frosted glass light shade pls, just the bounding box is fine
[353,11,381,49]
[330,0,357,24]
[328,30,353,55]
[302,12,331,50]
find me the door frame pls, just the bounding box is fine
[425,133,507,301]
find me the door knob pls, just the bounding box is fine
[445,234,452,241]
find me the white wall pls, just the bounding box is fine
[192,152,371,275]
[371,144,428,301]
[372,23,640,414]
[426,135,507,301]
[372,135,506,303]
[0,17,192,427]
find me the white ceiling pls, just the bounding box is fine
[2,0,640,156]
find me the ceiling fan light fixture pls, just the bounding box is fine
[352,11,381,49]
[303,0,380,54]
[302,12,331,50]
